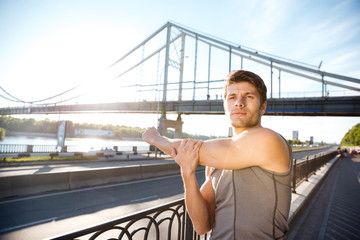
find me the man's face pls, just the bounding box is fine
[224,82,266,130]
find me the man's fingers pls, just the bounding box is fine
[179,139,188,149]
[171,148,177,158]
[182,139,195,151]
[178,139,203,155]
[193,140,203,151]
[184,139,193,148]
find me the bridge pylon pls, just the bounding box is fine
[158,114,183,139]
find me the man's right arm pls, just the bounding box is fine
[143,127,215,234]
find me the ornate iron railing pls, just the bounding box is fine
[49,199,208,240]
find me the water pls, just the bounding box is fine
[0,136,149,152]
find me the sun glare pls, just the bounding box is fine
[4,22,143,105]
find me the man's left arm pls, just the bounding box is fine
[199,128,290,173]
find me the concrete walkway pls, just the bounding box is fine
[287,154,360,239]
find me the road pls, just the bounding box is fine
[0,146,336,239]
[292,146,336,160]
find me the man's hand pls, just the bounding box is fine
[171,139,203,177]
[142,127,161,145]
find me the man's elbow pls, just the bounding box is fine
[194,225,212,236]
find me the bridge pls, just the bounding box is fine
[1,22,360,136]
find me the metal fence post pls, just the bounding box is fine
[292,159,297,193]
[305,156,309,181]
[27,145,33,153]
[185,211,194,240]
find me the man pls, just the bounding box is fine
[142,70,292,239]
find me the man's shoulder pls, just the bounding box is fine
[243,127,283,142]
[254,128,290,172]
[256,128,288,149]
[233,127,286,149]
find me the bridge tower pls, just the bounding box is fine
[158,114,183,138]
[158,22,184,138]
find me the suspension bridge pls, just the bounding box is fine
[1,21,359,136]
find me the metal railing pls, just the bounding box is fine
[0,144,28,153]
[49,199,208,240]
[0,144,150,154]
[292,151,337,193]
[48,151,337,240]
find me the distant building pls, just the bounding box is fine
[292,131,299,141]
[310,136,314,144]
[75,129,114,137]
[228,127,233,137]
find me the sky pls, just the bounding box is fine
[0,0,359,144]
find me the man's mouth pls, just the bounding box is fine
[231,110,247,116]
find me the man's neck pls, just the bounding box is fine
[234,125,262,136]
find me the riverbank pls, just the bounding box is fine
[5,130,57,138]
[3,131,143,141]
[0,150,169,167]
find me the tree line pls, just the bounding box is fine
[0,116,220,140]
[2,116,357,145]
[341,123,360,146]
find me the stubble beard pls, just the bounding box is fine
[230,111,261,129]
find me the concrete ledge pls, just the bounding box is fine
[69,165,143,189]
[141,163,180,179]
[0,172,70,198]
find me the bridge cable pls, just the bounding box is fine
[0,85,80,104]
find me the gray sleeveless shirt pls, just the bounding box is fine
[210,138,292,240]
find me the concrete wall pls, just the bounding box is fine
[0,163,204,199]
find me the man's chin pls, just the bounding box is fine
[230,120,245,129]
[231,120,260,129]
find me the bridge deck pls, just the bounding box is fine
[287,154,360,239]
[1,96,360,116]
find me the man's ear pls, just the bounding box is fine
[260,101,267,115]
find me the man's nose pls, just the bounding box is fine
[234,97,245,107]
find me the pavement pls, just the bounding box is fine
[287,154,360,239]
[0,153,173,177]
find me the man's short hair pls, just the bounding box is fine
[223,70,267,105]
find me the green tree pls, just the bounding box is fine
[341,123,360,146]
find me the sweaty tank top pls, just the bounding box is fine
[210,137,292,240]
